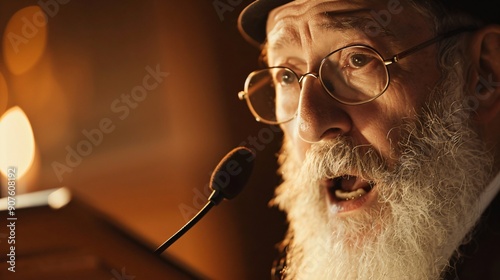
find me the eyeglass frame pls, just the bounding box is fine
[238,26,476,125]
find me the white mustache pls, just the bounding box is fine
[302,137,388,183]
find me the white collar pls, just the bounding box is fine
[478,170,500,215]
[455,170,500,259]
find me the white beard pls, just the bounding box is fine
[273,62,495,279]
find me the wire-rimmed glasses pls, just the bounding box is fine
[238,27,475,125]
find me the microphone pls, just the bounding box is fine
[154,146,255,254]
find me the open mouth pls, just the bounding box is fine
[326,175,375,202]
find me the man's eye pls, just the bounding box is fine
[348,53,374,68]
[276,70,296,86]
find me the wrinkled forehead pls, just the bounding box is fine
[265,0,432,50]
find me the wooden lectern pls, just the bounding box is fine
[0,188,206,280]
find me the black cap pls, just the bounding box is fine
[238,0,293,47]
[238,0,500,47]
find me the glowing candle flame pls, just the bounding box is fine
[0,106,36,179]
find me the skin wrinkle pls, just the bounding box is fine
[321,12,395,39]
[268,13,393,63]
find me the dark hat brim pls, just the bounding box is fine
[237,0,293,48]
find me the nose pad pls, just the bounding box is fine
[297,72,319,84]
[295,75,351,143]
[297,120,317,143]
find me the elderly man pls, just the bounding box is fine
[237,0,500,279]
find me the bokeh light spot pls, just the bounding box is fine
[0,73,8,115]
[3,6,48,75]
[0,106,36,179]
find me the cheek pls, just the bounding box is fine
[362,74,438,160]
[351,106,403,162]
[386,50,441,113]
[353,79,428,158]
[382,79,423,115]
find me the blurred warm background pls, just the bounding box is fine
[0,1,286,279]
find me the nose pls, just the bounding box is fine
[296,75,352,143]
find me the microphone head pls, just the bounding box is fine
[209,146,255,202]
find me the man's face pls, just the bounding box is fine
[267,0,441,175]
[266,0,494,279]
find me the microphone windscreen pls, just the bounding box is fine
[210,147,255,200]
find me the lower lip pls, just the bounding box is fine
[327,186,377,214]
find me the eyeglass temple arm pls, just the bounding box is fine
[384,26,477,65]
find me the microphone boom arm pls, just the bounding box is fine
[153,147,254,255]
[154,199,215,254]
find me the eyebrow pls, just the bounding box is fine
[267,9,396,52]
[320,11,395,37]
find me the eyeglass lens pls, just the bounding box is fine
[244,45,389,124]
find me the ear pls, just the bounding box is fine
[467,25,500,123]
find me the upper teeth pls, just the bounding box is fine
[334,188,367,201]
